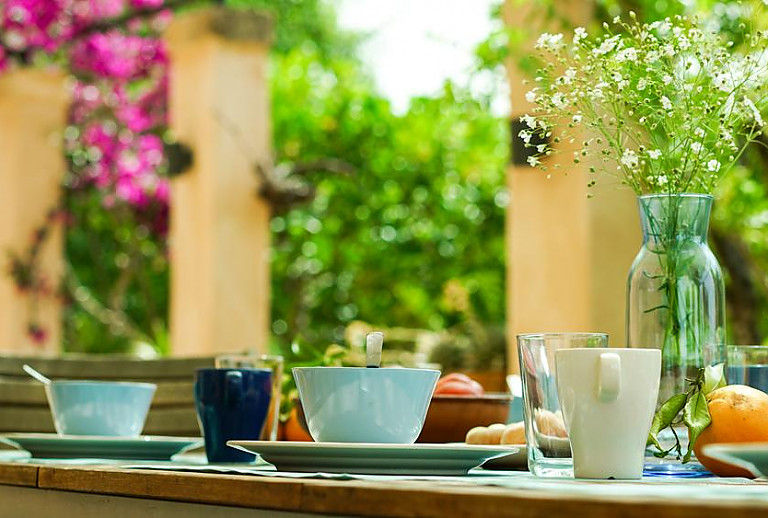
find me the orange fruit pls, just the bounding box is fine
[283,406,314,442]
[693,385,768,477]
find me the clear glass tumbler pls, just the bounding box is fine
[517,332,608,477]
[726,345,768,393]
[215,354,284,441]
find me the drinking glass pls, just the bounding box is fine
[726,346,768,393]
[517,332,608,477]
[215,354,284,441]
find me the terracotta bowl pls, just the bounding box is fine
[416,393,513,443]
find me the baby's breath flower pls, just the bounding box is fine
[744,97,765,126]
[594,36,619,56]
[574,27,587,44]
[616,47,639,63]
[526,11,768,195]
[551,92,567,108]
[621,149,639,169]
[536,33,564,51]
[521,114,536,129]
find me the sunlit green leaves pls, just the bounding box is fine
[268,38,508,353]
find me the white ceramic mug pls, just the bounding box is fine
[555,348,661,479]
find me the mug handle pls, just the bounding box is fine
[225,371,244,404]
[598,353,621,402]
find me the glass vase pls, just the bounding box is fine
[627,194,726,405]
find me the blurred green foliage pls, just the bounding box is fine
[62,0,768,361]
[64,188,170,354]
[251,0,509,360]
[63,0,509,368]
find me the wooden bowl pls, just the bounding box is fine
[416,394,513,443]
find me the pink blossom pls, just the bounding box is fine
[70,32,167,81]
[3,0,170,233]
[130,0,164,8]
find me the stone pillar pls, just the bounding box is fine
[165,8,273,356]
[0,69,68,353]
[503,0,640,371]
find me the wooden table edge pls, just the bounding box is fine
[0,462,766,518]
[0,462,37,487]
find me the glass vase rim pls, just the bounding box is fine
[638,193,713,201]
[516,332,608,340]
[725,344,768,350]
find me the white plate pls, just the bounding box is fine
[228,440,518,475]
[1,433,203,460]
[445,442,527,471]
[480,443,527,470]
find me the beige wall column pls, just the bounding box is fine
[166,8,273,356]
[504,0,640,370]
[0,70,67,353]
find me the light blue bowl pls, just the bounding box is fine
[293,367,440,443]
[46,381,157,437]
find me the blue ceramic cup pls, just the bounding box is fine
[194,368,272,463]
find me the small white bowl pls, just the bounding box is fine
[46,380,157,437]
[293,367,439,443]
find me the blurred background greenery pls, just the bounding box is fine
[60,0,768,374]
[63,0,509,373]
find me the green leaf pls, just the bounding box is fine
[682,390,712,463]
[647,393,688,452]
[702,363,727,395]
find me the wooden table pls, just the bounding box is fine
[1,461,768,518]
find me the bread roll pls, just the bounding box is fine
[465,426,490,444]
[486,423,506,444]
[501,421,526,445]
[535,409,567,438]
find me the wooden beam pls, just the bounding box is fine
[165,8,273,356]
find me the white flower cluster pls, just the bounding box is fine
[523,13,768,195]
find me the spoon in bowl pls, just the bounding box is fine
[366,332,384,368]
[23,364,52,386]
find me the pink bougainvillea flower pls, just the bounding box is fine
[70,31,167,81]
[130,0,164,8]
[2,0,171,235]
